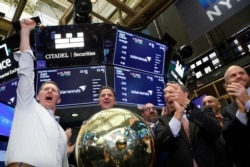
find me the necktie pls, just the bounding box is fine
[181,116,198,167]
[181,117,190,142]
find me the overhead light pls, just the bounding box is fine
[72,113,79,117]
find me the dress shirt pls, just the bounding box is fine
[235,87,250,125]
[245,87,250,110]
[146,121,159,133]
[169,112,188,137]
[5,51,69,167]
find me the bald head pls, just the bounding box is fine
[224,65,250,87]
[202,95,221,114]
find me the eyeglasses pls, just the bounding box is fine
[143,107,156,112]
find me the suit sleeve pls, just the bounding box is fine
[188,106,222,139]
[155,115,176,149]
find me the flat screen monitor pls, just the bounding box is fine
[114,66,166,108]
[34,23,105,69]
[36,65,107,107]
[0,101,14,138]
[0,78,18,106]
[166,54,189,85]
[191,94,207,109]
[113,26,171,75]
[0,33,20,83]
[0,140,8,167]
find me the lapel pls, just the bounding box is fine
[189,120,196,142]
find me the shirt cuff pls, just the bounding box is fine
[169,117,181,137]
[236,110,247,125]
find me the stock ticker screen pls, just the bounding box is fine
[34,23,106,69]
[34,23,171,76]
[113,26,169,75]
[36,65,107,107]
[0,23,172,109]
[0,101,14,166]
[0,101,14,138]
[114,66,166,108]
[0,78,18,106]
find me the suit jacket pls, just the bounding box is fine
[221,102,238,128]
[222,102,250,167]
[156,105,222,167]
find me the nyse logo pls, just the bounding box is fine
[199,0,217,9]
[198,0,241,22]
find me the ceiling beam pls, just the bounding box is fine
[125,0,175,28]
[106,0,136,17]
[91,11,113,24]
[6,0,28,38]
[59,4,74,25]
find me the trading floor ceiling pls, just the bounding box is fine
[0,0,175,39]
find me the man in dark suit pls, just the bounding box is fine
[141,103,168,167]
[202,95,235,167]
[221,65,250,167]
[155,82,222,167]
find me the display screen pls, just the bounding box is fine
[0,101,14,137]
[166,54,189,85]
[0,34,20,84]
[36,65,107,107]
[113,26,170,75]
[0,78,18,106]
[114,66,166,107]
[34,23,172,76]
[34,23,105,69]
[191,94,207,109]
[0,140,8,167]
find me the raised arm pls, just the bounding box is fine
[20,19,36,51]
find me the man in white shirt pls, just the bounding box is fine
[5,18,69,167]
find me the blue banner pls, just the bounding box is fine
[175,0,250,40]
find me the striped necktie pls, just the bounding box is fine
[181,116,190,141]
[181,115,198,167]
